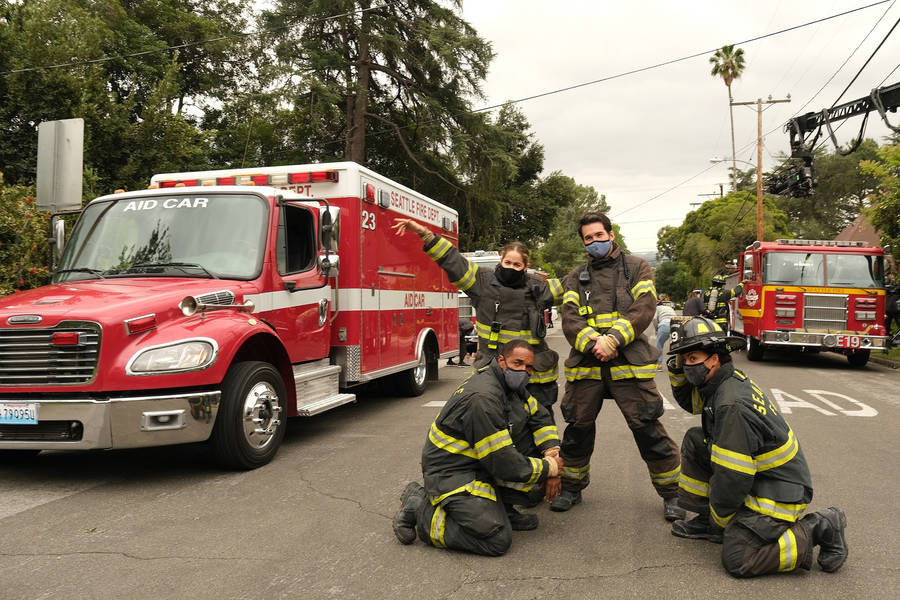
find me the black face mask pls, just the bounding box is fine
[495,264,526,287]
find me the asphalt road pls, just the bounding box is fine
[1,328,898,599]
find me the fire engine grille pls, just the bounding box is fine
[0,323,101,385]
[0,420,83,441]
[195,290,235,305]
[803,294,848,330]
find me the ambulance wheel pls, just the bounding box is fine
[847,350,869,368]
[396,352,428,397]
[211,361,287,470]
[746,337,764,361]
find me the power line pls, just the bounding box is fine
[830,14,900,106]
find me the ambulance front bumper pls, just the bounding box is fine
[0,390,220,451]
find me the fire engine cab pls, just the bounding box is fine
[729,238,889,367]
[0,162,459,468]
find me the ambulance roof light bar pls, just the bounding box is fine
[155,170,339,188]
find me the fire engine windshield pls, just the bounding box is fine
[764,252,825,286]
[826,254,884,288]
[54,194,268,282]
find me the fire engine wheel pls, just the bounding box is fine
[847,350,870,368]
[396,352,428,397]
[211,361,287,470]
[746,337,764,361]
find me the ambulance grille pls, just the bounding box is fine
[802,294,848,330]
[195,290,235,305]
[0,323,101,386]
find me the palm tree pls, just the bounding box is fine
[710,45,746,191]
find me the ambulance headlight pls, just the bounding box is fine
[127,339,217,375]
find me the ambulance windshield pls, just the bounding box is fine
[54,194,269,282]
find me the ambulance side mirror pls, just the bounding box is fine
[53,217,66,259]
[317,253,339,277]
[319,206,340,252]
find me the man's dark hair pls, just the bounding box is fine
[500,338,533,358]
[577,212,612,239]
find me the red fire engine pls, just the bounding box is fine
[729,238,889,367]
[0,162,459,468]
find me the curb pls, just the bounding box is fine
[870,354,899,369]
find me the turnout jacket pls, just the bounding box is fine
[421,360,561,504]
[561,244,659,382]
[423,235,563,383]
[668,360,813,527]
[703,283,744,322]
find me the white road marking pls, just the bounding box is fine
[422,401,447,408]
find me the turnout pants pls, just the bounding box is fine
[558,371,680,498]
[679,427,813,577]
[527,380,559,417]
[416,493,512,557]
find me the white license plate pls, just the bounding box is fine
[0,402,39,425]
[835,334,861,349]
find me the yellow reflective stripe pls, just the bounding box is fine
[650,465,681,485]
[475,321,540,345]
[609,363,657,380]
[529,364,558,384]
[524,395,539,415]
[561,464,589,481]
[548,278,564,302]
[562,290,580,305]
[668,370,687,386]
[450,262,479,291]
[533,425,559,447]
[473,429,513,459]
[426,237,453,261]
[744,496,807,522]
[565,365,604,382]
[575,326,596,353]
[778,529,799,571]
[631,279,657,299]
[610,318,635,345]
[691,388,703,414]
[710,505,734,528]
[711,444,757,476]
[587,315,617,328]
[430,479,498,505]
[755,429,799,472]
[428,423,477,458]
[527,457,545,484]
[678,473,710,498]
[495,479,534,492]
[429,505,447,547]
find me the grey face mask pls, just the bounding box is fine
[503,368,530,395]
[683,361,711,386]
[585,240,612,258]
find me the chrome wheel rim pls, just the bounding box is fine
[241,381,282,450]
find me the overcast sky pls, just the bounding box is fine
[459,0,900,252]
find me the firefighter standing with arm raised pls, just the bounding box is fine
[392,218,563,413]
[666,317,848,577]
[391,340,563,556]
[702,275,744,332]
[551,212,684,521]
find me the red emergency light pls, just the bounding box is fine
[217,177,236,185]
[51,332,81,346]
[124,314,158,336]
[251,175,269,185]
[159,180,178,188]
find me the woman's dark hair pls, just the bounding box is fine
[500,240,530,267]
[577,212,612,239]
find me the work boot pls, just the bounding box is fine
[446,359,455,366]
[802,507,848,572]
[663,497,686,522]
[671,514,723,544]
[506,506,539,531]
[549,489,582,512]
[392,482,426,545]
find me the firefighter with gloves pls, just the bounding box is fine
[553,212,684,521]
[393,218,563,413]
[666,317,848,577]
[391,340,564,556]
[702,275,743,332]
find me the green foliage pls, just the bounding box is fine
[655,191,790,289]
[653,260,692,303]
[860,143,900,263]
[709,44,745,89]
[0,174,49,297]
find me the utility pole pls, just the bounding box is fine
[730,96,790,241]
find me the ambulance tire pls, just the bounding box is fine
[846,350,869,368]
[396,351,428,397]
[746,337,764,361]
[211,361,287,470]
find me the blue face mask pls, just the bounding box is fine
[585,240,612,258]
[503,368,530,395]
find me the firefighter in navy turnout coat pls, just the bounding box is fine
[392,218,563,412]
[391,340,563,556]
[702,274,744,331]
[666,316,849,578]
[552,212,684,521]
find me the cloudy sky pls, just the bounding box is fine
[460,0,900,252]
